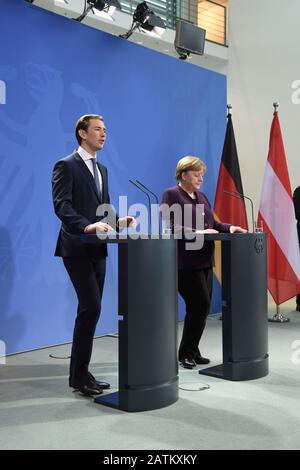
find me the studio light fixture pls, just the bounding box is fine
[76,0,121,23]
[120,1,166,40]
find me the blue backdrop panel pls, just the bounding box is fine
[0,0,226,353]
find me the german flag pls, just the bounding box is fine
[214,110,248,283]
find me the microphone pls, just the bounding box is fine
[223,189,254,232]
[129,179,152,234]
[135,180,161,235]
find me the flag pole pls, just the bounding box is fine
[267,102,290,323]
[268,304,290,323]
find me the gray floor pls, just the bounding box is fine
[1,300,300,450]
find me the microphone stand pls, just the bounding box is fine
[223,189,254,233]
[135,180,161,235]
[129,179,152,234]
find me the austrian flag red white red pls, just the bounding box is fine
[258,111,300,305]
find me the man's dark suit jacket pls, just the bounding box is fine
[52,151,114,258]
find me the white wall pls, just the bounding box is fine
[227,0,300,221]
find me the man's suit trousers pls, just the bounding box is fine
[63,254,106,385]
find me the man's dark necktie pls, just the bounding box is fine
[92,158,101,200]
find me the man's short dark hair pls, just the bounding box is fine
[75,114,104,145]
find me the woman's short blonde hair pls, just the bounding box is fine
[175,156,206,181]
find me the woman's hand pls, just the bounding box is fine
[195,229,219,234]
[229,226,247,233]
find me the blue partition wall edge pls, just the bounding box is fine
[0,0,226,353]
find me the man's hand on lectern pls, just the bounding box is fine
[117,216,137,230]
[84,222,114,233]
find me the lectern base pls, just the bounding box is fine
[94,379,179,412]
[198,355,269,381]
[94,391,120,410]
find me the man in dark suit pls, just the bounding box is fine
[52,114,134,396]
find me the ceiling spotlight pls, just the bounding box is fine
[120,2,166,40]
[76,0,121,23]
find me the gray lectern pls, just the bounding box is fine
[83,235,178,412]
[199,232,269,381]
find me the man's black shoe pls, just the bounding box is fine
[71,381,103,396]
[296,304,300,312]
[88,372,110,390]
[194,354,210,365]
[179,357,196,369]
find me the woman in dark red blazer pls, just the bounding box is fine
[161,156,246,369]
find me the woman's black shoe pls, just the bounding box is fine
[180,357,196,369]
[194,354,210,365]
